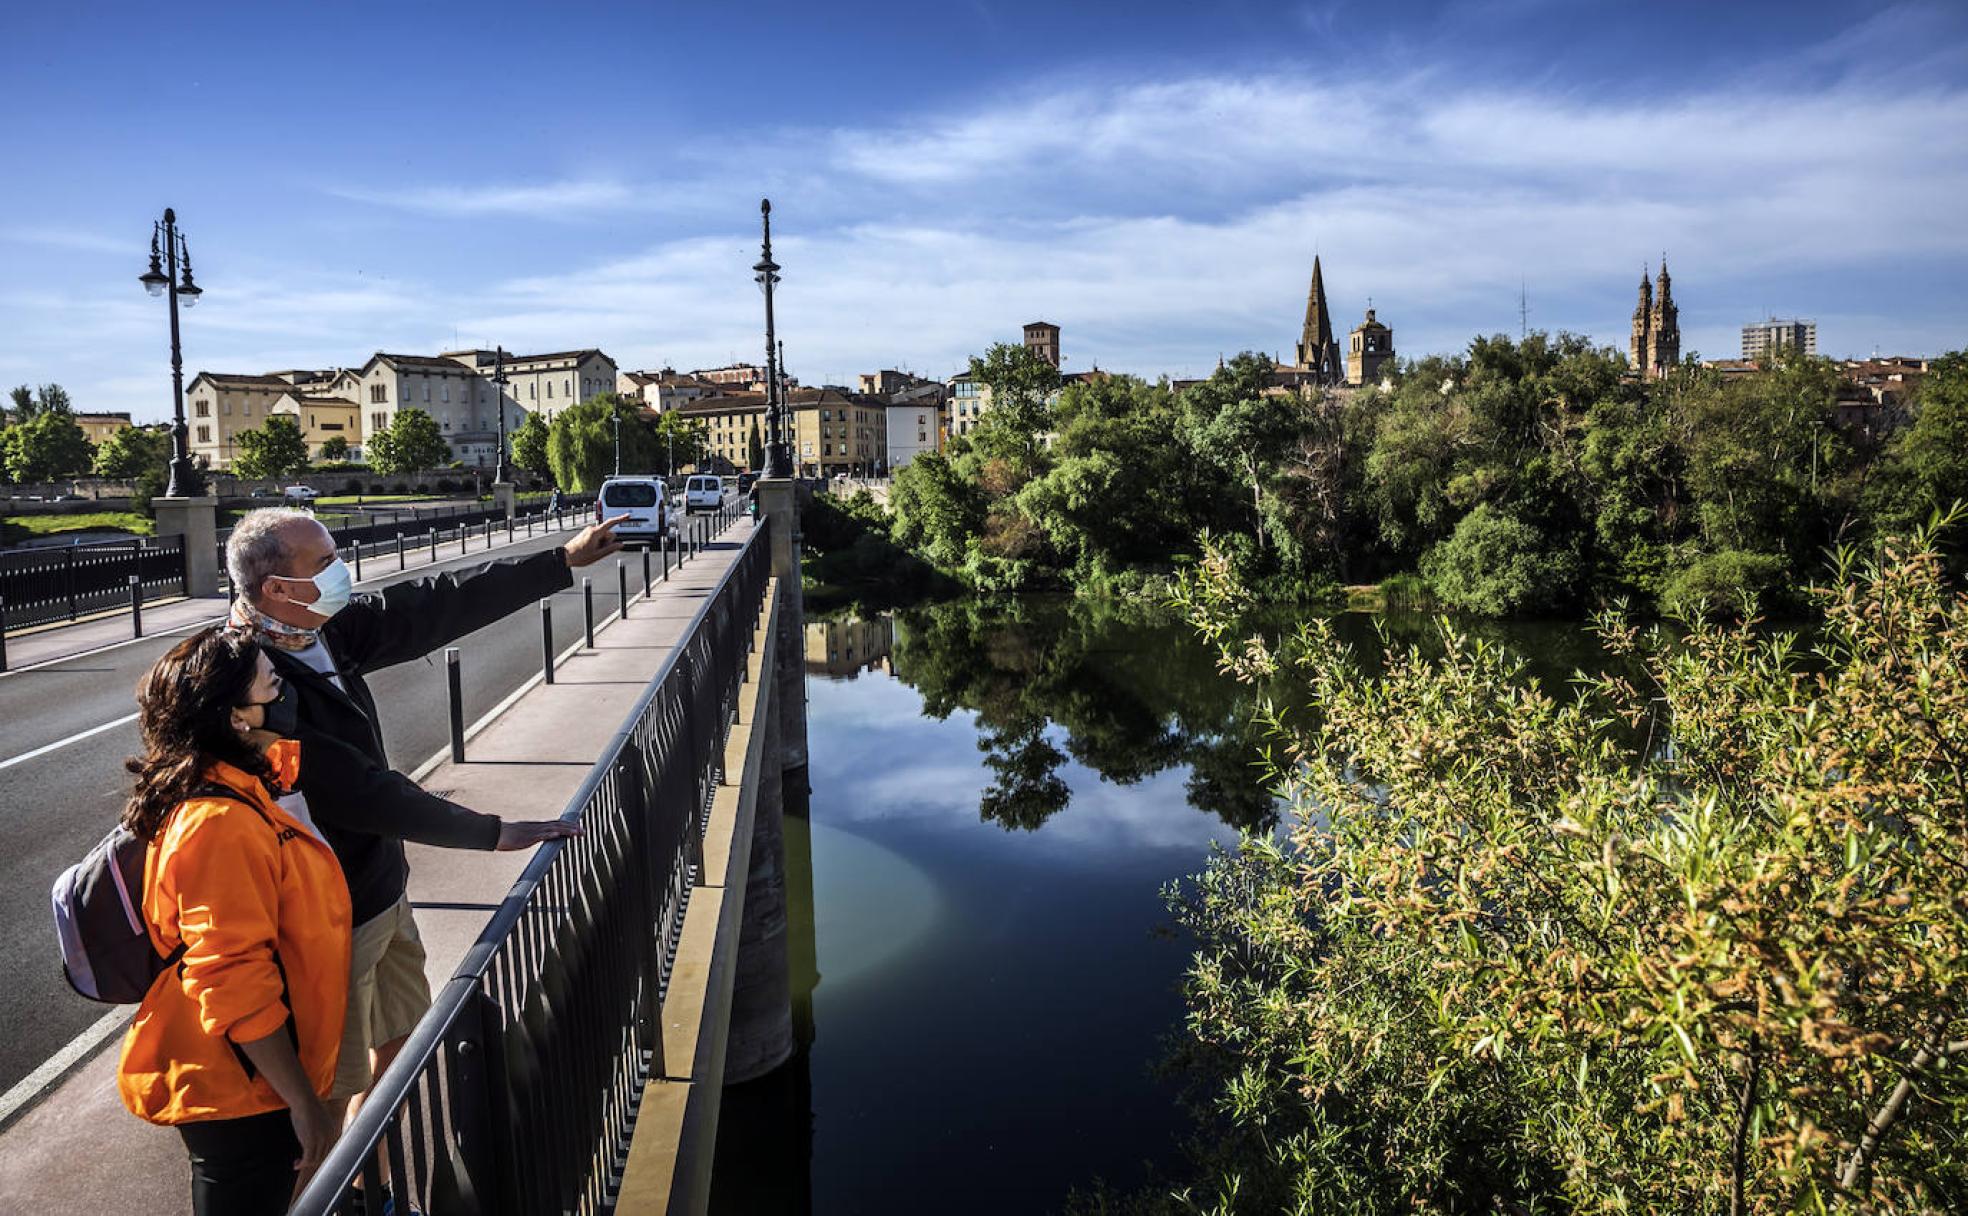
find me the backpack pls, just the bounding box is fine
[51,784,262,1004]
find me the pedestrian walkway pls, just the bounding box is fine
[0,510,591,672]
[0,517,753,1215]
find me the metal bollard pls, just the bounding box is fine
[617,558,628,619]
[641,545,651,597]
[430,527,439,563]
[506,514,513,543]
[583,577,595,649]
[130,576,143,638]
[0,596,7,671]
[662,533,670,580]
[446,647,465,763]
[352,541,362,581]
[397,532,406,571]
[459,525,467,556]
[484,518,492,548]
[540,599,555,685]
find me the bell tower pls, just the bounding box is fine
[1629,266,1653,378]
[1650,259,1680,375]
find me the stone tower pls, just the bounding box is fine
[1023,320,1061,369]
[1346,307,1394,386]
[1295,256,1343,383]
[1630,260,1682,379]
[1650,260,1680,375]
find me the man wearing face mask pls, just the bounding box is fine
[223,505,623,1128]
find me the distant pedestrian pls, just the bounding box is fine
[116,627,350,1214]
[547,487,562,513]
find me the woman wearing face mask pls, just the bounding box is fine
[116,626,352,1215]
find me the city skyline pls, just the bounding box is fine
[3,0,1965,422]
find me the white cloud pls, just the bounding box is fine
[0,226,128,255]
[329,179,637,218]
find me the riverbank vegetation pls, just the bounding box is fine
[886,339,1968,617]
[1151,520,1968,1213]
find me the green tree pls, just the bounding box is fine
[1178,352,1303,552]
[0,409,93,482]
[889,450,987,569]
[367,407,451,474]
[967,342,1062,467]
[5,385,30,421]
[510,411,552,480]
[1865,351,1968,534]
[1420,501,1581,615]
[1172,522,1968,1213]
[317,435,351,463]
[91,426,169,478]
[646,408,707,477]
[545,394,661,491]
[6,382,72,422]
[232,415,312,479]
[748,418,764,471]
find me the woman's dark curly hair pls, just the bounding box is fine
[123,626,276,842]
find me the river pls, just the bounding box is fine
[709,596,1612,1214]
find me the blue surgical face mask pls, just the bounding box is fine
[280,557,353,621]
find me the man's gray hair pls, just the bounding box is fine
[227,507,321,603]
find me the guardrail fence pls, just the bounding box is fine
[0,536,186,631]
[293,516,770,1216]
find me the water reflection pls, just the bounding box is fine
[712,598,1619,1214]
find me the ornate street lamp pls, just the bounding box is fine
[755,199,790,478]
[140,208,203,497]
[491,346,512,484]
[612,412,622,476]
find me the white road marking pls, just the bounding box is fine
[0,1005,129,1131]
[0,713,139,772]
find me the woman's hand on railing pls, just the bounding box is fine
[496,818,582,851]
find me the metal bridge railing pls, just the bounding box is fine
[291,515,770,1216]
[0,534,187,631]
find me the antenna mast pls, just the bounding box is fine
[1519,279,1529,340]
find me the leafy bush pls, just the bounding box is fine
[1420,502,1580,615]
[1658,547,1790,620]
[1169,524,1968,1213]
[434,477,457,493]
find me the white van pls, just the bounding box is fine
[684,475,724,514]
[595,476,669,545]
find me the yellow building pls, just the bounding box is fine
[185,373,292,469]
[667,394,764,473]
[271,394,362,459]
[788,388,885,478]
[804,616,894,678]
[73,412,132,444]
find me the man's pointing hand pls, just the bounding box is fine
[563,515,627,567]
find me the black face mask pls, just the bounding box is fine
[240,679,300,738]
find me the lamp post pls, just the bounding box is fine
[139,208,203,498]
[612,412,622,476]
[491,346,511,484]
[755,199,790,478]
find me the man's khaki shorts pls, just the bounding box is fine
[332,897,432,1099]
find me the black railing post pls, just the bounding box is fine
[459,524,467,556]
[397,531,406,571]
[540,599,555,685]
[352,539,363,581]
[662,533,670,581]
[447,647,465,763]
[641,545,651,598]
[450,990,523,1216]
[430,526,439,564]
[129,575,143,638]
[583,577,594,649]
[617,558,628,619]
[0,596,8,671]
[64,548,77,623]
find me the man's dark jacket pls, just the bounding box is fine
[263,549,572,924]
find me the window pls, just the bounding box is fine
[195,425,210,443]
[546,382,553,400]
[530,383,537,399]
[442,386,450,403]
[564,378,571,397]
[370,384,387,403]
[423,384,431,403]
[195,400,210,417]
[222,397,231,416]
[371,412,386,432]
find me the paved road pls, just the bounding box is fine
[0,524,668,1094]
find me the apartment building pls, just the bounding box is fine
[73,412,132,444]
[1742,318,1817,360]
[619,368,722,412]
[669,394,765,473]
[185,373,293,468]
[270,395,361,460]
[947,372,990,438]
[791,388,886,478]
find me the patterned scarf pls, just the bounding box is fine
[229,597,320,653]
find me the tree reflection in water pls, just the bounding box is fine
[880,595,1286,835]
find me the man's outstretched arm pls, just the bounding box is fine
[328,517,625,675]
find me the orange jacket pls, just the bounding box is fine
[117,741,353,1125]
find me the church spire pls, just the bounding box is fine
[1296,255,1341,379]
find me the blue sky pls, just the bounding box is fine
[4,0,1965,421]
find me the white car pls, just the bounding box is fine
[684,475,724,514]
[595,476,669,545]
[282,485,319,504]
